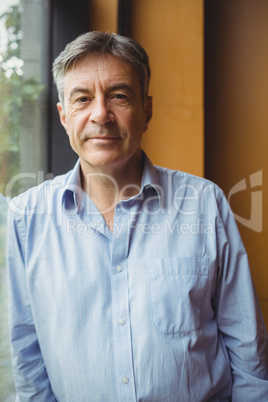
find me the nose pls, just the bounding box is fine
[89,96,114,126]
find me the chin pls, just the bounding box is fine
[82,153,125,170]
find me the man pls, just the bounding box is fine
[7,31,268,401]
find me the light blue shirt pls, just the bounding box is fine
[7,154,268,401]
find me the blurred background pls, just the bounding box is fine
[0,0,267,399]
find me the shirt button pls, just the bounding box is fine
[118,318,125,325]
[122,377,129,384]
[116,265,123,272]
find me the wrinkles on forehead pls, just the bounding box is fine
[62,55,142,106]
[60,54,145,107]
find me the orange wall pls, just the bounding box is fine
[205,0,268,329]
[88,0,118,33]
[131,0,204,176]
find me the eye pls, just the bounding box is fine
[76,96,91,103]
[114,93,127,99]
[112,93,130,105]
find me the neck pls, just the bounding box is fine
[80,153,144,230]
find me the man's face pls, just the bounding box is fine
[57,55,152,174]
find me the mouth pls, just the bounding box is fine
[88,136,121,143]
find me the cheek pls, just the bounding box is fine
[65,112,88,135]
[130,113,147,136]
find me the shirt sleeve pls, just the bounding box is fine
[7,206,57,401]
[213,191,268,400]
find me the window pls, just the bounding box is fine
[0,0,49,398]
[0,1,89,398]
[1,1,24,398]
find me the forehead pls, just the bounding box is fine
[64,55,139,87]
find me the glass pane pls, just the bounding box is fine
[0,196,15,400]
[0,0,48,399]
[0,0,21,397]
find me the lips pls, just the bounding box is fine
[82,130,121,140]
[84,135,122,146]
[88,136,121,142]
[90,136,120,140]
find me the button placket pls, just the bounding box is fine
[111,208,136,401]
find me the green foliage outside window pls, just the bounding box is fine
[0,2,45,399]
[0,2,45,194]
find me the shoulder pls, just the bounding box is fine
[154,165,225,204]
[153,165,235,234]
[7,169,73,217]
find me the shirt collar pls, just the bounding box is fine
[62,151,162,213]
[62,159,83,213]
[140,151,162,199]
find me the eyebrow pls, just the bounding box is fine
[109,83,135,96]
[68,83,136,102]
[68,87,91,102]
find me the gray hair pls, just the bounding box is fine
[52,31,151,105]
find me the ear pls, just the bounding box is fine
[144,96,153,132]
[57,103,68,132]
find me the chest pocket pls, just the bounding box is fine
[149,257,209,335]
